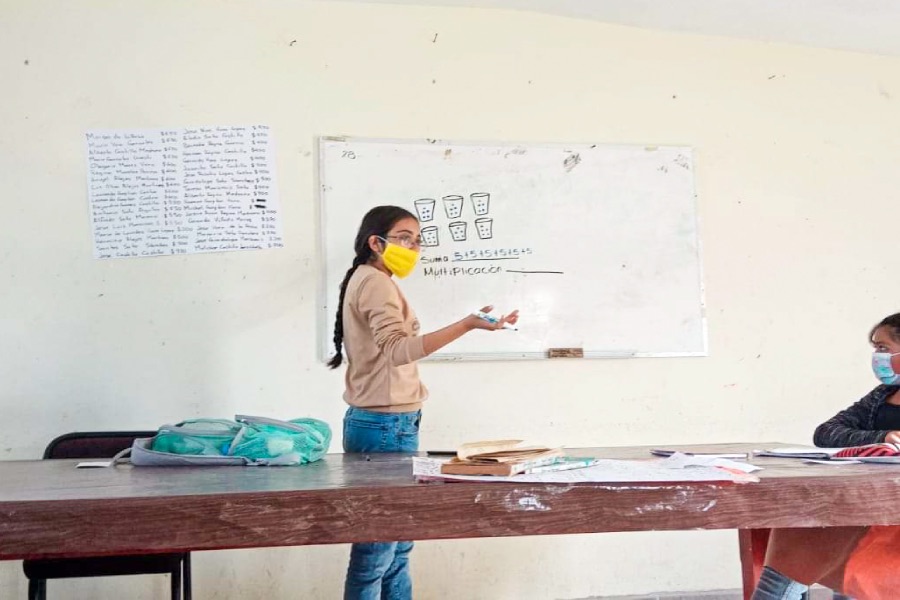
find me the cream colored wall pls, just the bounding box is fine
[2,0,900,598]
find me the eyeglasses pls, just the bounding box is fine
[385,234,422,249]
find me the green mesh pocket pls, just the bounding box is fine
[229,416,331,464]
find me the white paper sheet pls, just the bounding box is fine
[754,446,842,459]
[659,452,761,473]
[412,455,759,483]
[86,125,283,259]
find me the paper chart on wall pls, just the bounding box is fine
[85,125,283,259]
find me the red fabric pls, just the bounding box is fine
[764,526,900,597]
[834,443,900,458]
[843,526,900,600]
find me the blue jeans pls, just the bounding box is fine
[343,407,420,600]
[752,566,809,600]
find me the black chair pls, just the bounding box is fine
[22,431,192,600]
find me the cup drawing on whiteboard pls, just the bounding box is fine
[448,221,468,242]
[471,192,490,216]
[443,195,464,219]
[420,225,440,247]
[414,198,436,222]
[474,217,493,240]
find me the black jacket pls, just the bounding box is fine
[813,384,900,447]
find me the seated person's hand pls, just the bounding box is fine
[885,431,900,444]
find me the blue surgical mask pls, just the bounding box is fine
[872,352,900,385]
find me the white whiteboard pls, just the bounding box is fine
[318,137,706,360]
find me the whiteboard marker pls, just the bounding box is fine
[473,310,518,331]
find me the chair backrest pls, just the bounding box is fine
[44,431,157,459]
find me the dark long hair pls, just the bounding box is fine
[327,205,417,369]
[870,313,900,344]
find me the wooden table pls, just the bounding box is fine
[1,443,894,599]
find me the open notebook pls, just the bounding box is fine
[754,447,844,459]
[756,444,900,463]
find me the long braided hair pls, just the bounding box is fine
[327,205,417,369]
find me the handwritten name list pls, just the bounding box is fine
[86,125,283,259]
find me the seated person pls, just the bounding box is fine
[752,312,900,600]
[814,312,900,448]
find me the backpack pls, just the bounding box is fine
[116,415,331,466]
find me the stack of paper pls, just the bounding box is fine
[753,447,843,459]
[756,444,900,464]
[413,453,760,484]
[440,440,596,476]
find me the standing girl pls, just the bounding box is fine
[328,205,518,600]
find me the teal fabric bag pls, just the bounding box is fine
[150,419,242,456]
[228,415,332,465]
[125,415,331,466]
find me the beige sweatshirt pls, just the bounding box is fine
[342,264,428,412]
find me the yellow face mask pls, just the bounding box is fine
[378,238,419,278]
